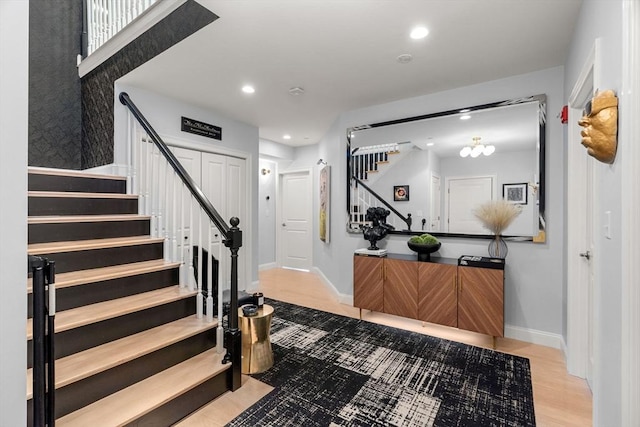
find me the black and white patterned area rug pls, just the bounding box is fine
[226,299,535,427]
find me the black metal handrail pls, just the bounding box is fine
[119,92,241,391]
[29,255,56,427]
[351,175,413,231]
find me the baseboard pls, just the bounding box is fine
[311,267,353,305]
[504,324,564,350]
[259,262,277,271]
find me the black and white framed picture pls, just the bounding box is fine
[503,183,528,204]
[394,185,410,201]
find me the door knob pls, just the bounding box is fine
[282,223,286,227]
[579,251,591,260]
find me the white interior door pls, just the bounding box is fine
[585,157,595,390]
[278,170,312,271]
[447,176,493,233]
[430,174,441,231]
[566,39,599,384]
[201,152,247,290]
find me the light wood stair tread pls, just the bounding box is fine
[56,349,229,427]
[27,316,218,399]
[28,167,126,181]
[28,214,150,224]
[28,191,137,199]
[27,286,196,339]
[27,259,180,293]
[28,235,163,255]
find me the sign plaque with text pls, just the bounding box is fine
[181,116,221,140]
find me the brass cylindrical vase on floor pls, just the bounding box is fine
[239,304,274,374]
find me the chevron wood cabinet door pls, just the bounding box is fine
[418,263,457,327]
[383,259,418,319]
[457,266,504,337]
[353,255,384,312]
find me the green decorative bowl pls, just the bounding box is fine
[407,241,442,262]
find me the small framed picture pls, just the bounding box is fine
[394,185,410,201]
[503,183,528,204]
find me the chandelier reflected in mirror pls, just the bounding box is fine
[459,136,495,158]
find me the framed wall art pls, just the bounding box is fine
[394,185,409,201]
[319,165,330,242]
[503,183,528,204]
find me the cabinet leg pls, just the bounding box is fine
[359,308,362,320]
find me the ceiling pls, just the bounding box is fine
[120,0,582,147]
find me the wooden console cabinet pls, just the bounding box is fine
[353,253,504,338]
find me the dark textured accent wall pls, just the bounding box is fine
[29,0,83,169]
[81,0,217,169]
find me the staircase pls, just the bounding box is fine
[26,167,231,426]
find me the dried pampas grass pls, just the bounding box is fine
[474,200,522,236]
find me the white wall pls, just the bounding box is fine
[312,67,565,345]
[114,83,261,284]
[258,158,277,267]
[0,1,28,425]
[564,0,623,424]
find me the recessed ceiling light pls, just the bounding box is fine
[426,142,435,147]
[397,54,413,64]
[283,134,291,140]
[460,115,471,120]
[410,26,429,40]
[242,85,255,94]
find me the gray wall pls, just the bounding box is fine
[564,0,623,424]
[0,2,28,425]
[312,67,566,343]
[258,158,277,267]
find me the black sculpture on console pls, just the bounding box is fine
[362,207,395,250]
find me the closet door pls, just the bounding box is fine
[169,146,202,271]
[201,152,247,290]
[225,156,247,289]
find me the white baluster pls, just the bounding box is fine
[163,159,170,262]
[196,210,203,318]
[158,158,165,241]
[179,182,187,289]
[171,173,178,264]
[144,137,151,217]
[188,193,195,291]
[150,144,158,237]
[206,225,214,322]
[216,232,224,353]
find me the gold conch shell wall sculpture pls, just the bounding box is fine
[578,89,619,164]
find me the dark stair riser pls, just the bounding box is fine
[125,371,229,427]
[28,297,197,368]
[29,218,151,244]
[33,241,164,274]
[28,268,179,318]
[29,196,138,216]
[28,173,126,194]
[26,329,217,425]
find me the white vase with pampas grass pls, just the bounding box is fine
[473,200,522,258]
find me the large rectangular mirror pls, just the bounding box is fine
[346,94,546,242]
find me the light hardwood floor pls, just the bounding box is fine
[180,268,592,426]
